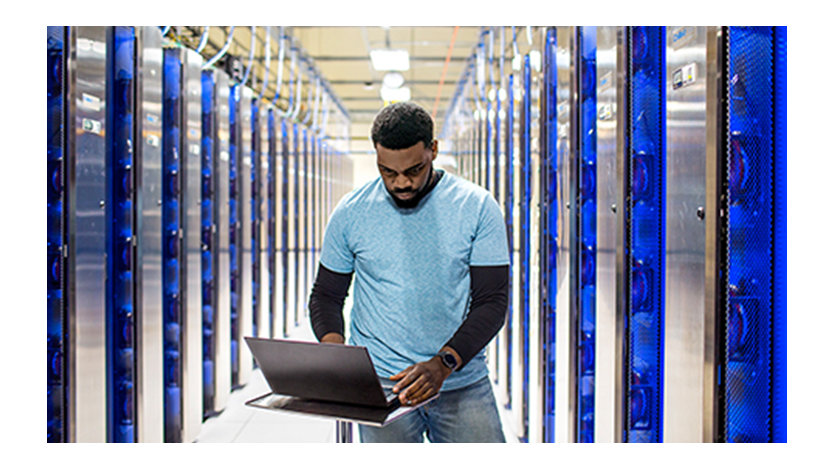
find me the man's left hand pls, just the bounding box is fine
[390,356,451,406]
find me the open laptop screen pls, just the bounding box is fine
[245,337,390,408]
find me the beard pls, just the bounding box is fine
[387,165,438,209]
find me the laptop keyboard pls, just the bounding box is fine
[382,386,398,404]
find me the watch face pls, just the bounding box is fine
[442,353,458,370]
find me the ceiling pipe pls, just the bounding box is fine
[431,26,459,121]
[203,26,235,70]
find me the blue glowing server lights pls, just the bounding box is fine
[625,26,666,443]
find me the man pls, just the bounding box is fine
[308,101,509,443]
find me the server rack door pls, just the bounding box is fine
[592,27,620,443]
[65,26,109,443]
[509,70,525,440]
[214,70,232,411]
[229,83,240,386]
[258,104,270,339]
[250,101,261,340]
[302,128,310,326]
[554,25,576,444]
[499,64,514,411]
[663,26,712,442]
[287,123,296,330]
[47,25,67,443]
[292,123,301,327]
[574,27,599,443]
[267,108,279,339]
[540,26,560,443]
[624,26,667,443]
[280,118,290,337]
[237,86,254,386]
[136,25,164,443]
[716,26,786,443]
[527,48,545,444]
[200,68,216,418]
[182,48,204,443]
[162,46,184,442]
[106,26,138,443]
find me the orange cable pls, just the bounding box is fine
[431,26,460,121]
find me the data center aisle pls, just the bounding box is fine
[195,298,518,443]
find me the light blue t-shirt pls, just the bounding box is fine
[319,170,510,391]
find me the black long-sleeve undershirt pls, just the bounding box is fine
[308,263,509,369]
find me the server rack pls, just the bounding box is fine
[161,46,203,443]
[267,108,279,339]
[250,101,262,341]
[592,25,622,443]
[253,100,271,342]
[620,26,667,443]
[496,28,512,411]
[230,84,254,388]
[713,26,787,443]
[280,118,291,337]
[302,127,310,327]
[105,26,166,443]
[662,26,713,442]
[500,70,515,412]
[48,26,109,443]
[134,26,165,444]
[540,26,560,443]
[200,67,232,418]
[292,122,301,327]
[554,26,576,444]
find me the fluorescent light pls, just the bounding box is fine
[529,50,542,72]
[383,72,404,89]
[512,54,522,71]
[370,49,410,71]
[380,86,410,102]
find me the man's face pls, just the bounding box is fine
[376,140,438,204]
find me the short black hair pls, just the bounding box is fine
[371,101,434,150]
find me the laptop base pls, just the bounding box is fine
[245,392,437,427]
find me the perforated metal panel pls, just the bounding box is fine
[576,27,598,443]
[107,26,138,443]
[720,26,782,443]
[625,26,666,443]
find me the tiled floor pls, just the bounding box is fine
[194,317,518,443]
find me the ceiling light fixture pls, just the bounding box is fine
[370,49,410,71]
[383,72,405,89]
[380,85,411,103]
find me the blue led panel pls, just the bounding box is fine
[251,102,261,339]
[576,27,597,443]
[772,26,786,444]
[162,47,183,442]
[626,26,666,443]
[47,26,65,443]
[229,84,240,385]
[542,27,559,443]
[200,70,216,416]
[108,26,137,443]
[722,26,784,443]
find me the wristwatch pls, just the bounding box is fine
[438,351,459,372]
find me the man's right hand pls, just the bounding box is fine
[320,332,345,344]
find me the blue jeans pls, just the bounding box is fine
[359,376,505,443]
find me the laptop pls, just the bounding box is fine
[244,337,435,427]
